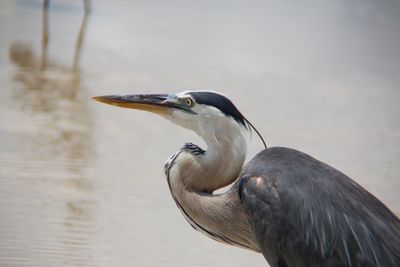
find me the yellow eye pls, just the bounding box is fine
[186,98,193,106]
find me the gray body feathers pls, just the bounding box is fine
[239,147,400,267]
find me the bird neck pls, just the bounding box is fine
[165,131,258,250]
[167,175,259,251]
[164,123,259,250]
[184,127,247,193]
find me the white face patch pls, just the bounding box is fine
[164,91,250,147]
[175,91,191,98]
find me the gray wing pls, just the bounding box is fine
[238,147,400,267]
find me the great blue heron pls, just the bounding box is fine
[93,91,400,266]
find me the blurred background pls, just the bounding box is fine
[0,0,399,266]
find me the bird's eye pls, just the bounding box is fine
[185,98,194,107]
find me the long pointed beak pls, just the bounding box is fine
[92,94,173,116]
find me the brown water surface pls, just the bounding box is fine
[0,1,399,266]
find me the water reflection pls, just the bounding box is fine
[2,2,101,266]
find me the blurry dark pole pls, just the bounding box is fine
[40,0,49,71]
[40,0,91,73]
[73,0,91,72]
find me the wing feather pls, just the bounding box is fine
[239,147,400,267]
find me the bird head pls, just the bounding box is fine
[93,91,264,146]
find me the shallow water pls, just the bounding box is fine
[0,0,399,266]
